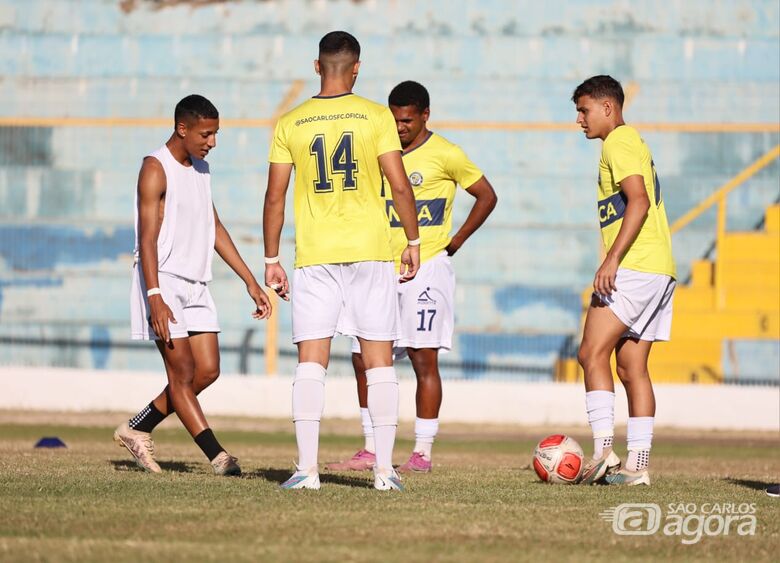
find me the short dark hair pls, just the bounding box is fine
[174,94,219,124]
[319,31,360,58]
[388,81,430,112]
[571,75,624,107]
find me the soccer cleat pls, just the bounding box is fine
[325,449,376,471]
[280,465,321,490]
[373,467,404,491]
[604,468,651,486]
[765,484,779,498]
[579,448,621,485]
[211,451,241,476]
[113,421,162,474]
[396,451,432,474]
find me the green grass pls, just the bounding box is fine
[0,414,778,562]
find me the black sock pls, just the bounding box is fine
[128,402,167,433]
[194,428,224,461]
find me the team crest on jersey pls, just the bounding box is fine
[409,171,424,187]
[417,288,437,305]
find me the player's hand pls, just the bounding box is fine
[148,294,176,345]
[399,244,420,282]
[247,281,272,320]
[593,255,619,297]
[265,263,290,301]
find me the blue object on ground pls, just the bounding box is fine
[34,437,66,448]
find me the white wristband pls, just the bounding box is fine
[264,256,280,264]
[407,238,421,247]
[147,288,161,297]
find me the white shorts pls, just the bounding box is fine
[291,261,400,344]
[351,252,455,356]
[595,267,676,342]
[130,266,220,340]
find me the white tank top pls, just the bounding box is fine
[133,145,215,282]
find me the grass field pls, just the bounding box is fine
[0,411,778,562]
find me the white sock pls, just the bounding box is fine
[626,416,654,471]
[366,366,398,471]
[292,362,326,470]
[413,417,439,460]
[585,390,615,458]
[360,407,375,453]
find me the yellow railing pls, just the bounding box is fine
[669,144,780,309]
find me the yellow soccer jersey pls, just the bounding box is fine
[385,132,483,267]
[269,93,401,267]
[598,125,676,278]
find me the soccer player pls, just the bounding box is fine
[263,32,421,491]
[327,81,497,473]
[114,94,272,476]
[572,75,676,486]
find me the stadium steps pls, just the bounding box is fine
[556,203,780,384]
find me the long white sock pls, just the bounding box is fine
[360,407,375,453]
[586,390,615,458]
[413,417,439,460]
[626,416,654,471]
[292,362,326,470]
[366,366,398,471]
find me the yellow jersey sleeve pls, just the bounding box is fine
[268,118,293,164]
[376,108,402,156]
[446,144,484,190]
[603,127,643,184]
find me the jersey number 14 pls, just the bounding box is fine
[309,132,359,193]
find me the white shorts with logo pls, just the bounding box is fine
[292,261,400,344]
[595,267,676,342]
[130,266,220,340]
[351,252,455,356]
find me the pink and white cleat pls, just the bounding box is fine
[396,451,432,474]
[325,449,376,471]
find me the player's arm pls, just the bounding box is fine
[593,174,650,296]
[378,150,420,280]
[445,176,498,256]
[137,157,176,344]
[213,205,271,320]
[262,162,293,300]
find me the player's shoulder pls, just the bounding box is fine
[348,93,390,115]
[605,124,641,147]
[424,132,468,161]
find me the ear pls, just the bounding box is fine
[314,59,321,76]
[422,107,430,123]
[175,121,187,138]
[603,99,613,117]
[352,60,361,76]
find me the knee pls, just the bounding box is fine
[197,364,220,387]
[577,343,608,371]
[169,360,196,388]
[616,362,648,384]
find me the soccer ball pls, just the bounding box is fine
[533,434,584,484]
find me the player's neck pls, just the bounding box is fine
[601,119,626,141]
[317,77,354,98]
[403,128,431,154]
[166,136,193,167]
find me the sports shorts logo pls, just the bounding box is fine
[409,171,423,186]
[417,288,437,305]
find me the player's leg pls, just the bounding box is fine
[155,337,237,473]
[325,350,375,471]
[358,337,402,491]
[280,338,329,490]
[398,347,441,473]
[602,337,653,485]
[577,296,628,484]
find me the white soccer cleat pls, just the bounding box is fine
[280,465,321,490]
[113,421,162,474]
[373,467,404,491]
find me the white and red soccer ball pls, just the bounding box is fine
[533,434,584,484]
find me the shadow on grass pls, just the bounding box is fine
[247,467,373,489]
[110,459,195,473]
[724,477,776,491]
